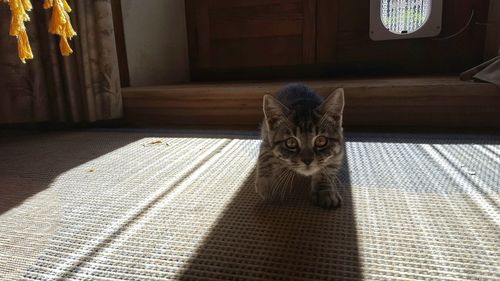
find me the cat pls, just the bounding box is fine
[255,84,345,208]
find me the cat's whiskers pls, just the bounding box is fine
[334,174,342,188]
[276,169,288,200]
[272,168,289,199]
[277,172,286,200]
[287,171,296,196]
[281,169,294,200]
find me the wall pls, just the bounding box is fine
[484,0,500,59]
[121,0,190,86]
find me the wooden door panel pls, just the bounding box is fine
[210,18,303,39]
[186,0,317,72]
[316,0,339,64]
[211,36,303,68]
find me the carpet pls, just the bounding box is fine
[0,130,498,280]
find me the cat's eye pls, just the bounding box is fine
[284,137,298,149]
[314,136,328,148]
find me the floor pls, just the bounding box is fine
[0,130,499,280]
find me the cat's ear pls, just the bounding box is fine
[263,95,289,129]
[319,88,345,124]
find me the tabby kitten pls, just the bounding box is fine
[255,84,345,208]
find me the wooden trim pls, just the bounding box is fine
[111,0,130,87]
[122,76,500,130]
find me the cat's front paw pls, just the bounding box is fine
[312,189,342,209]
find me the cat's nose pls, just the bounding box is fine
[302,150,314,166]
[303,158,313,166]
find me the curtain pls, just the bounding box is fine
[0,0,122,124]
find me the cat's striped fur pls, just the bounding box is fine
[255,84,345,208]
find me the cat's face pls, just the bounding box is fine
[263,89,345,176]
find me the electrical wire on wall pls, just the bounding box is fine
[433,9,475,41]
[434,8,500,41]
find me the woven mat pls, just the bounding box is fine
[0,130,498,280]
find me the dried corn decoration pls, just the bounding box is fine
[5,0,33,63]
[4,0,76,63]
[43,0,76,56]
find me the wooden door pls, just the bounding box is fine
[186,0,317,75]
[186,0,489,81]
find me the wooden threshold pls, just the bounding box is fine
[122,76,500,130]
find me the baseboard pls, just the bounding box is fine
[122,76,500,130]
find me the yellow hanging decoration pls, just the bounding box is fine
[43,0,77,56]
[6,0,33,63]
[4,0,76,63]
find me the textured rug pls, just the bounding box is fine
[0,130,499,280]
